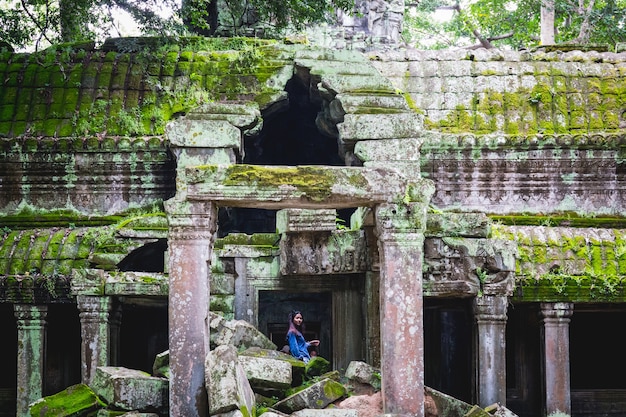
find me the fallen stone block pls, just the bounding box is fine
[240,347,306,386]
[344,361,381,389]
[238,354,292,390]
[210,312,277,351]
[29,383,105,417]
[305,356,331,378]
[90,367,168,413]
[152,350,169,378]
[206,344,256,416]
[274,378,347,413]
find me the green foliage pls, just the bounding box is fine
[405,0,626,49]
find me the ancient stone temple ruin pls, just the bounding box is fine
[1,34,626,417]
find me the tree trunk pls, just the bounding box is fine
[540,0,555,45]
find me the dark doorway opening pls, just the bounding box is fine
[424,298,473,403]
[119,300,168,374]
[258,291,332,360]
[44,303,81,396]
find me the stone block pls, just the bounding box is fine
[353,138,422,162]
[29,383,105,417]
[211,314,277,351]
[166,118,240,148]
[240,346,306,386]
[152,350,169,378]
[344,361,380,388]
[238,354,292,390]
[338,113,423,142]
[206,345,256,416]
[276,209,337,233]
[90,367,168,413]
[319,75,396,95]
[274,378,347,413]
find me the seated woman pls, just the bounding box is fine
[286,310,320,363]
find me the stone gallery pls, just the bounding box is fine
[1,14,626,417]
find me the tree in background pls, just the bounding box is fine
[0,0,356,51]
[404,0,626,50]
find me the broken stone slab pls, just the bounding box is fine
[238,353,293,390]
[210,311,277,351]
[152,350,169,378]
[239,347,306,387]
[333,93,410,117]
[90,367,168,413]
[425,386,479,417]
[273,378,347,413]
[319,75,396,95]
[206,344,256,416]
[292,410,359,417]
[29,383,105,416]
[344,361,381,389]
[186,102,261,130]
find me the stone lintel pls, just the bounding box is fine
[166,119,241,148]
[425,212,492,238]
[334,93,410,114]
[276,208,338,233]
[219,245,278,258]
[184,165,416,209]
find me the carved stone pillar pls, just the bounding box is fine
[474,294,508,407]
[540,302,574,416]
[77,295,112,385]
[375,202,427,417]
[165,199,217,417]
[14,304,48,417]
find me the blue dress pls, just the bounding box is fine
[287,330,311,363]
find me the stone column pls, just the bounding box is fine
[14,304,48,417]
[165,199,217,417]
[474,294,508,407]
[374,202,427,417]
[77,295,112,385]
[541,302,574,416]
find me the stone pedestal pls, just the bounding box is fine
[165,199,217,417]
[77,295,113,385]
[375,202,427,417]
[541,302,574,416]
[14,304,48,417]
[474,294,508,407]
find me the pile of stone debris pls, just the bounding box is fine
[28,313,518,417]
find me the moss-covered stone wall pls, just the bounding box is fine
[371,48,626,218]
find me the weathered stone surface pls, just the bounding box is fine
[344,361,380,388]
[206,345,256,416]
[274,378,347,413]
[354,138,423,162]
[338,113,423,142]
[152,350,169,378]
[166,119,241,148]
[209,312,277,350]
[240,347,306,386]
[29,384,104,417]
[276,209,338,233]
[304,356,331,377]
[186,102,261,129]
[279,230,367,275]
[292,410,358,417]
[425,212,491,238]
[185,164,413,209]
[425,386,478,417]
[238,354,293,390]
[90,367,168,413]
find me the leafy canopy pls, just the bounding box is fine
[0,0,357,51]
[404,0,626,49]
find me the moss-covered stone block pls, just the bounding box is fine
[28,383,105,417]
